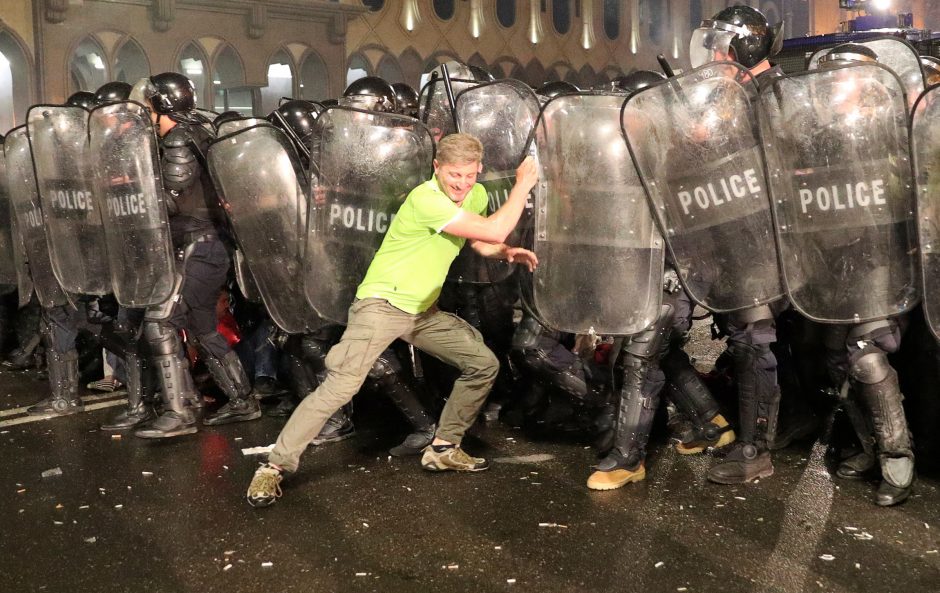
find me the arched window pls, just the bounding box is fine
[553,0,571,34]
[260,49,293,115]
[178,42,208,109]
[496,0,516,28]
[346,53,371,87]
[362,0,384,11]
[212,44,247,113]
[0,31,31,130]
[433,0,455,20]
[376,55,404,84]
[69,37,109,93]
[299,51,330,102]
[113,38,149,84]
[603,0,620,40]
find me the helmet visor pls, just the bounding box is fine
[690,27,737,68]
[339,95,388,112]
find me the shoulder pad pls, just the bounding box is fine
[163,123,196,149]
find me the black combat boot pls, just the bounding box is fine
[311,405,356,445]
[27,349,83,416]
[135,353,198,438]
[708,343,777,484]
[203,351,261,426]
[386,384,436,457]
[860,370,914,506]
[662,349,736,454]
[101,351,157,430]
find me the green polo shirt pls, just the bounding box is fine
[356,175,489,314]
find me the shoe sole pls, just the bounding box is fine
[247,496,277,508]
[99,419,155,432]
[876,489,911,507]
[421,462,490,472]
[202,410,263,426]
[135,426,198,439]
[707,466,774,485]
[27,408,84,418]
[587,469,646,491]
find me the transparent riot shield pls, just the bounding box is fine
[88,101,175,307]
[26,105,110,295]
[531,93,664,335]
[306,107,435,323]
[760,62,918,323]
[3,127,69,308]
[622,62,783,313]
[910,85,940,337]
[450,79,541,284]
[418,76,477,139]
[216,118,270,137]
[10,216,34,307]
[208,123,321,334]
[0,147,19,288]
[809,37,926,109]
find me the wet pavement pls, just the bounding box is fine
[1,366,938,593]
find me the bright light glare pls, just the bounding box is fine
[872,0,892,11]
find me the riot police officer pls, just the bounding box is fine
[134,72,260,438]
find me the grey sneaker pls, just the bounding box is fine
[389,424,436,457]
[247,463,283,508]
[421,445,489,472]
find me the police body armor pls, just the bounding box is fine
[450,79,541,285]
[808,36,926,110]
[87,101,176,307]
[622,62,783,313]
[530,92,664,335]
[759,61,918,323]
[207,121,322,334]
[3,126,69,308]
[305,107,435,323]
[26,105,111,295]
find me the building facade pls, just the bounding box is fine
[0,0,933,131]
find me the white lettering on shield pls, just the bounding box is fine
[798,179,886,214]
[24,207,43,228]
[50,189,94,212]
[107,193,148,217]
[676,169,762,216]
[329,204,393,234]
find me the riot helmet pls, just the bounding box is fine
[146,72,197,115]
[65,91,98,110]
[468,65,496,82]
[690,5,783,69]
[320,98,339,108]
[391,83,419,118]
[921,56,940,86]
[535,81,579,100]
[94,81,132,104]
[613,71,667,97]
[213,110,242,130]
[341,76,397,112]
[816,43,879,70]
[268,99,321,143]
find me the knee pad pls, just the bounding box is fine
[142,321,180,357]
[849,350,892,385]
[622,304,673,362]
[191,331,229,360]
[368,354,401,385]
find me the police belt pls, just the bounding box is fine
[180,231,218,245]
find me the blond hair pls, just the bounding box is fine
[436,133,484,166]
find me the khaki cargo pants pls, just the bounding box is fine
[268,298,499,472]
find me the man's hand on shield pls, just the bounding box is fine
[506,246,538,272]
[514,156,539,195]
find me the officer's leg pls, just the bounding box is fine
[177,241,259,426]
[99,307,156,430]
[27,305,82,416]
[586,302,672,490]
[369,344,436,457]
[846,320,914,506]
[707,306,778,484]
[6,297,43,370]
[300,326,356,444]
[662,347,735,453]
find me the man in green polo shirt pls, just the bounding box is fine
[248,133,538,507]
